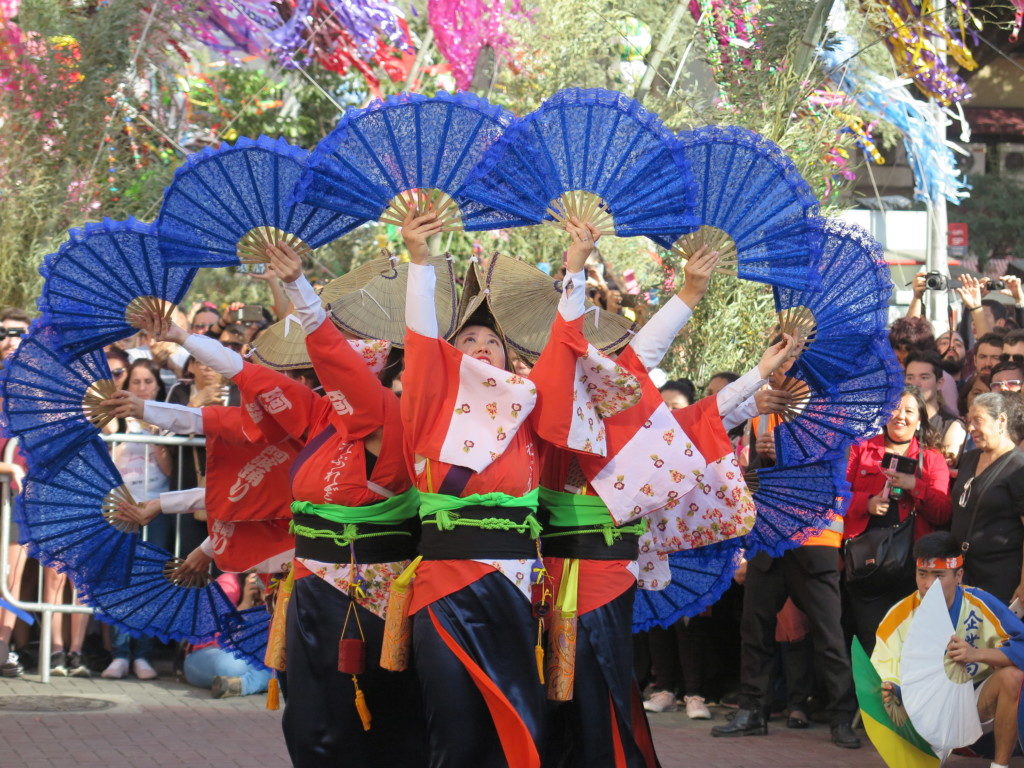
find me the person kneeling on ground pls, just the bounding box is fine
[873,531,1024,768]
[183,572,271,698]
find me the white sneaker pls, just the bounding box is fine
[684,695,712,720]
[132,659,158,680]
[643,690,678,713]
[101,658,129,679]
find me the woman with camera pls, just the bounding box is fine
[843,386,952,652]
[950,392,1024,605]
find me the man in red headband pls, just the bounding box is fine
[873,532,1024,768]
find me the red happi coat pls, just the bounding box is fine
[199,405,299,572]
[400,329,540,613]
[232,321,410,512]
[531,315,756,562]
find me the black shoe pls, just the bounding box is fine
[786,709,810,729]
[49,651,68,677]
[831,722,862,749]
[65,651,91,678]
[711,709,767,737]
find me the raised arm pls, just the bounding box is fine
[134,308,319,440]
[267,242,394,438]
[630,247,720,370]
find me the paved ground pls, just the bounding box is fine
[0,673,1015,767]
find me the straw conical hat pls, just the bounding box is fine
[248,315,311,370]
[453,255,489,335]
[327,251,459,346]
[482,254,636,359]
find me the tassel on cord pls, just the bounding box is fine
[353,675,373,730]
[266,674,281,711]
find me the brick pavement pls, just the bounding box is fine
[0,674,1011,767]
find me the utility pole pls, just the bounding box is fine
[924,3,950,334]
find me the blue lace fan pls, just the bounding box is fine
[0,324,117,479]
[632,540,742,632]
[14,438,138,586]
[774,338,904,466]
[157,135,362,268]
[650,126,823,290]
[295,91,523,232]
[774,219,892,390]
[742,456,852,558]
[219,606,270,670]
[461,88,699,237]
[38,218,195,359]
[77,540,241,644]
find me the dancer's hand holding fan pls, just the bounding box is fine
[650,126,824,290]
[77,540,241,644]
[0,325,121,479]
[38,218,195,359]
[157,136,363,269]
[15,438,141,587]
[773,219,893,390]
[461,88,699,238]
[294,92,522,231]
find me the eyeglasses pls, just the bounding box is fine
[110,367,127,377]
[959,476,974,508]
[992,379,1023,390]
[999,353,1024,364]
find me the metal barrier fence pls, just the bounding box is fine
[0,432,207,683]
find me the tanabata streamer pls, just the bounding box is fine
[632,540,742,631]
[15,438,138,587]
[461,88,699,237]
[38,218,195,359]
[295,91,520,230]
[428,0,526,90]
[650,125,823,291]
[819,33,969,205]
[775,219,893,390]
[0,324,116,480]
[157,135,364,268]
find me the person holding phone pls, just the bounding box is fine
[843,386,952,650]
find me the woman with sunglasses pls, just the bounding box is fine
[950,392,1024,605]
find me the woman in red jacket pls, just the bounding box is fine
[843,385,952,650]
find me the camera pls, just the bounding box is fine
[238,305,264,324]
[985,278,1006,291]
[923,272,951,291]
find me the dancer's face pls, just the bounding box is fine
[455,325,506,369]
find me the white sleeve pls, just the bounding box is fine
[184,333,244,378]
[558,270,587,321]
[281,274,326,333]
[715,367,766,421]
[143,401,205,435]
[629,295,692,370]
[199,537,215,557]
[158,487,206,514]
[721,394,760,432]
[406,262,438,337]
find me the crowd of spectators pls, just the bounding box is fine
[636,271,1024,750]
[0,275,285,685]
[4,260,1024,732]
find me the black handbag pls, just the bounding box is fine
[843,513,916,598]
